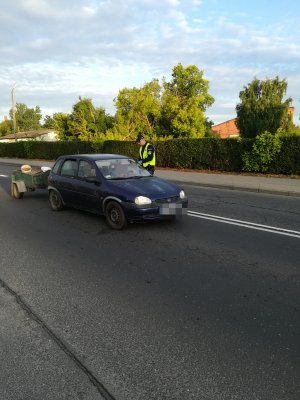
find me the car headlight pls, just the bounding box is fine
[135,196,152,205]
[179,190,186,199]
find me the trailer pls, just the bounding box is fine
[11,165,51,199]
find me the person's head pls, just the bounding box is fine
[135,134,146,146]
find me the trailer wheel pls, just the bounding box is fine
[11,183,24,199]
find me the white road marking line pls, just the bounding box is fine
[0,174,9,178]
[188,211,300,239]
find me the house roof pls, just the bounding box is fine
[0,129,55,140]
[212,118,239,138]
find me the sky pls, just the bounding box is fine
[1,0,300,126]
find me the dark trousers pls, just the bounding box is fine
[145,165,155,175]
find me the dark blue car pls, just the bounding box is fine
[48,154,188,229]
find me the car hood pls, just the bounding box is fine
[107,176,181,200]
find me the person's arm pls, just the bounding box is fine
[137,146,142,163]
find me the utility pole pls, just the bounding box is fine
[11,83,17,142]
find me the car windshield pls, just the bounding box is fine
[95,158,151,180]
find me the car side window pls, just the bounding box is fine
[52,159,62,174]
[61,159,77,177]
[78,160,96,179]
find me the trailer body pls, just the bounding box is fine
[11,167,50,199]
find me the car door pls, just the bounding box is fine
[54,158,80,207]
[73,159,102,212]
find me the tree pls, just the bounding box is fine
[93,107,115,135]
[204,117,215,137]
[53,113,73,141]
[236,77,292,138]
[160,63,214,138]
[43,115,55,128]
[53,97,116,141]
[71,97,97,139]
[0,119,12,136]
[112,64,214,140]
[112,79,161,139]
[68,108,89,140]
[10,103,42,131]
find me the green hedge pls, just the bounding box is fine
[0,137,299,175]
[103,138,254,172]
[269,136,300,174]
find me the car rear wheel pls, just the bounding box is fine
[11,183,24,199]
[105,200,128,230]
[49,190,63,211]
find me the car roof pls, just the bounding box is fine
[59,154,129,161]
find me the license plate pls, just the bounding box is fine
[159,203,187,215]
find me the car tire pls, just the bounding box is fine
[49,190,64,211]
[11,183,23,199]
[105,200,128,230]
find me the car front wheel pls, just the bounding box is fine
[105,200,128,230]
[49,190,64,211]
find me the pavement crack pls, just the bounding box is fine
[0,278,117,400]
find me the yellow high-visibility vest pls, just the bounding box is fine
[139,143,155,167]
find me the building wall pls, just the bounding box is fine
[38,131,57,141]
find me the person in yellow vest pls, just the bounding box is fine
[135,134,156,175]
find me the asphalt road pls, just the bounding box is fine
[0,164,300,400]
